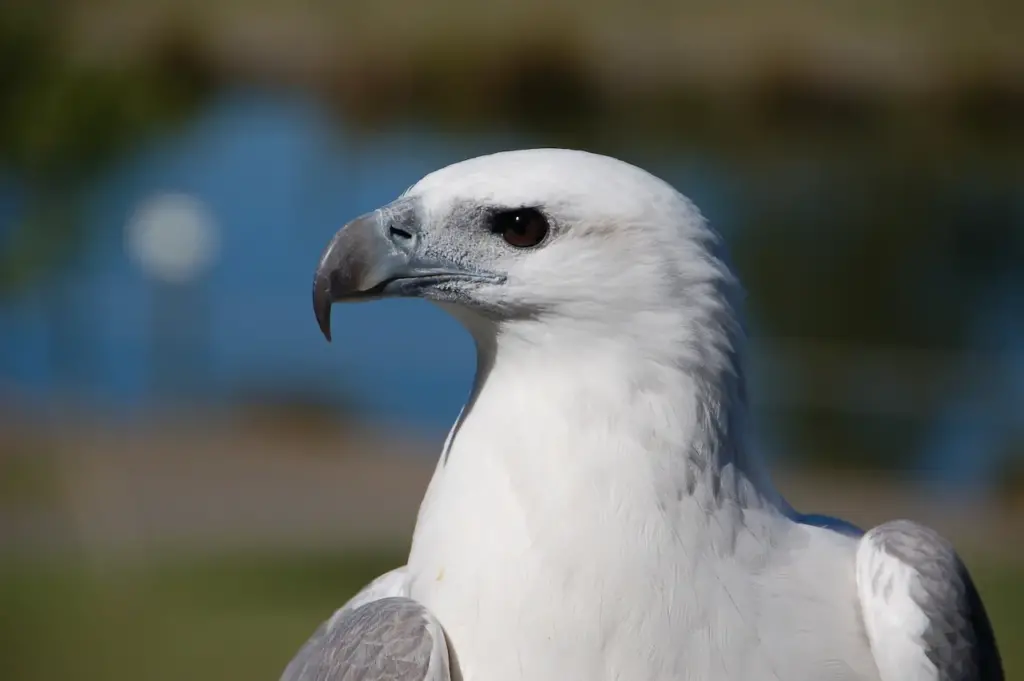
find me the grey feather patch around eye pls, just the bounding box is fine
[280,597,452,681]
[873,520,1004,681]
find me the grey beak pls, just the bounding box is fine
[312,211,410,341]
[312,205,504,342]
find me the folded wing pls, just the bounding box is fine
[855,520,1003,681]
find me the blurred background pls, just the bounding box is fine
[1,0,1022,679]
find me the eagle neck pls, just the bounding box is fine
[444,311,782,512]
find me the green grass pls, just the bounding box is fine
[0,550,1020,680]
[0,550,405,681]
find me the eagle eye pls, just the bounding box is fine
[489,208,549,248]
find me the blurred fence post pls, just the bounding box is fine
[126,193,220,404]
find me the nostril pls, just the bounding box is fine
[389,226,413,241]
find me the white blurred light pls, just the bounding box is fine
[125,192,220,284]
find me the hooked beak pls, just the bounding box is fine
[312,205,501,341]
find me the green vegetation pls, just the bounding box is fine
[0,550,405,681]
[0,2,212,294]
[0,549,1020,680]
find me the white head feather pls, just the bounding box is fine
[401,149,772,504]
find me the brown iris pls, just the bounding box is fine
[491,208,549,248]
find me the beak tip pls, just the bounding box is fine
[316,308,334,342]
[313,277,334,343]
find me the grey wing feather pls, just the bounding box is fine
[280,597,452,681]
[860,519,1004,681]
